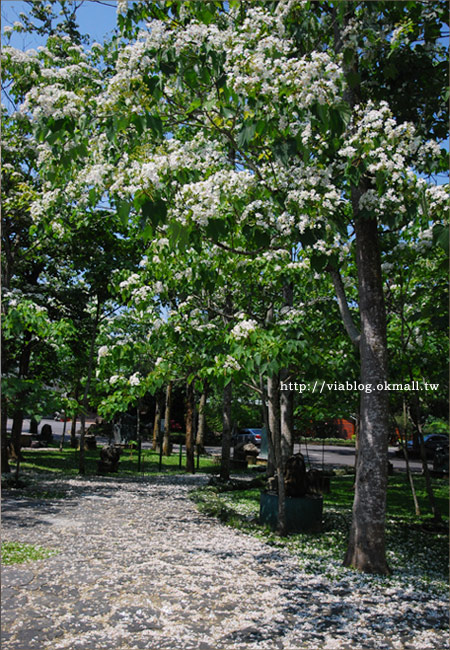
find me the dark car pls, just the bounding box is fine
[232,428,262,447]
[405,434,449,458]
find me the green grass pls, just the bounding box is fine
[1,541,58,565]
[190,472,449,590]
[11,446,219,477]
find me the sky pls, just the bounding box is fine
[1,0,119,47]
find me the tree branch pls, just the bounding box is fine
[327,265,360,346]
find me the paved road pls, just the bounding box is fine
[11,418,429,473]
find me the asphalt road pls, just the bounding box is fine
[12,417,429,473]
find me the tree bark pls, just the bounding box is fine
[220,381,232,480]
[196,386,207,453]
[79,299,101,475]
[11,333,32,460]
[152,391,163,450]
[343,213,390,575]
[162,381,172,456]
[1,397,10,473]
[70,414,78,449]
[185,379,195,474]
[328,266,360,346]
[279,368,294,464]
[399,399,420,517]
[408,397,441,521]
[267,372,287,536]
[260,374,275,477]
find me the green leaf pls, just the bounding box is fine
[168,220,190,248]
[145,114,163,138]
[237,121,256,148]
[206,218,228,241]
[117,199,131,224]
[433,224,449,255]
[142,198,167,228]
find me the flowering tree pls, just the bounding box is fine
[9,0,448,573]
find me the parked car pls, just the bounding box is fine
[231,428,262,447]
[405,434,449,458]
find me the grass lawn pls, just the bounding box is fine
[13,446,219,477]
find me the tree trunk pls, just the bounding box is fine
[399,398,420,517]
[196,387,207,453]
[70,414,78,449]
[79,299,101,475]
[137,401,142,473]
[162,381,172,456]
[11,334,32,460]
[279,284,295,464]
[343,214,390,575]
[152,391,163,450]
[279,368,294,464]
[220,381,232,480]
[408,397,441,521]
[70,381,80,448]
[267,372,287,536]
[185,380,195,473]
[260,374,275,477]
[59,416,68,452]
[1,397,10,473]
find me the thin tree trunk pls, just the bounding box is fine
[137,400,142,473]
[70,414,78,449]
[10,335,33,480]
[196,386,207,453]
[408,397,441,522]
[267,372,287,536]
[279,368,294,464]
[152,391,163,451]
[399,398,420,516]
[343,213,390,575]
[59,416,68,452]
[220,381,232,480]
[1,397,10,473]
[280,284,295,464]
[11,335,32,456]
[70,382,80,449]
[79,299,101,475]
[260,374,275,478]
[185,380,195,474]
[162,381,172,456]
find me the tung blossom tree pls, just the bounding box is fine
[10,0,448,574]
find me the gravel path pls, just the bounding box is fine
[1,474,448,650]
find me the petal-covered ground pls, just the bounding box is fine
[1,474,448,650]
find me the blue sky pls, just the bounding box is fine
[2,0,119,47]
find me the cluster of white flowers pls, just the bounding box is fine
[172,169,254,227]
[221,355,241,371]
[97,345,109,359]
[119,274,141,290]
[116,0,128,15]
[21,83,84,120]
[30,189,61,221]
[230,319,258,340]
[128,372,141,386]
